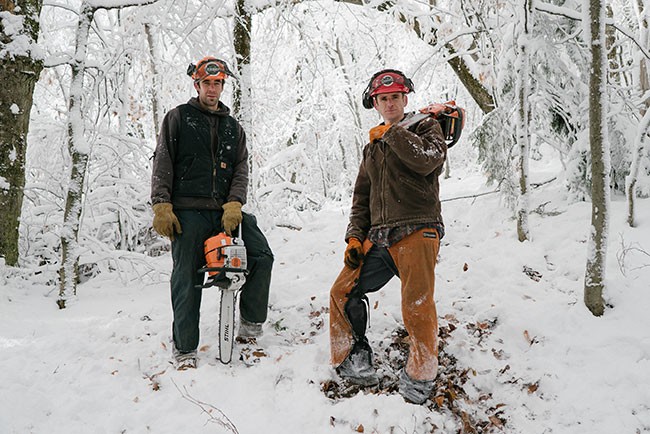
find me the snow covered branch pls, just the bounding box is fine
[535,1,650,60]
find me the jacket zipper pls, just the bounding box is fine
[212,118,218,198]
[380,141,387,224]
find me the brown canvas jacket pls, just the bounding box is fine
[345,113,447,242]
[150,97,248,210]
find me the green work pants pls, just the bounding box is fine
[170,209,274,353]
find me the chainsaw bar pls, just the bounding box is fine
[218,288,237,364]
[398,112,430,130]
[198,225,248,364]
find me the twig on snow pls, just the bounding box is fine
[616,235,650,277]
[171,378,239,434]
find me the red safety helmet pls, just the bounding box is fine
[362,69,414,109]
[187,57,234,82]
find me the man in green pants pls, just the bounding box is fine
[150,56,274,370]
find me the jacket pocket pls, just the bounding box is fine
[398,174,430,196]
[178,156,197,180]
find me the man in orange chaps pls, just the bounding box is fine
[329,230,441,399]
[329,69,448,404]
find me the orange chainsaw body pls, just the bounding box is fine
[203,232,247,277]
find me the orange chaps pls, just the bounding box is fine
[329,229,440,381]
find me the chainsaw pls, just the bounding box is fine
[398,100,466,148]
[197,226,248,364]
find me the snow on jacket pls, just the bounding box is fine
[345,113,447,242]
[150,97,248,210]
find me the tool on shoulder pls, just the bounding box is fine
[398,100,466,148]
[197,226,248,364]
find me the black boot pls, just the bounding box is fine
[336,337,379,386]
[398,369,435,404]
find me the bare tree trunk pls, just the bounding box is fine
[584,0,610,317]
[0,0,44,266]
[117,47,132,251]
[233,0,252,127]
[515,0,532,242]
[332,37,363,168]
[58,1,95,308]
[144,23,161,139]
[233,0,254,193]
[605,5,621,84]
[626,0,650,227]
[445,44,495,114]
[626,109,650,227]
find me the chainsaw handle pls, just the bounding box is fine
[197,266,249,275]
[420,102,465,148]
[196,266,249,290]
[438,108,465,148]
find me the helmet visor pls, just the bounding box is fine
[369,72,411,96]
[189,57,233,82]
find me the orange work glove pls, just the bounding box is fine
[369,124,391,142]
[152,203,182,240]
[221,201,243,235]
[344,238,364,269]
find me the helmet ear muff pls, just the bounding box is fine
[362,83,374,109]
[187,63,197,77]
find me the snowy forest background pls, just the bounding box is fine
[0,0,648,306]
[1,0,650,432]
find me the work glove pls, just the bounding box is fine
[152,203,182,240]
[344,238,364,269]
[222,201,243,236]
[369,124,391,143]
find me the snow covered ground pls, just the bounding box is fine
[2,165,650,433]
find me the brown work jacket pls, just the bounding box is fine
[345,113,447,242]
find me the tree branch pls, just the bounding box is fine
[535,0,650,60]
[332,0,496,113]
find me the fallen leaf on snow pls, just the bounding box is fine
[523,330,538,346]
[523,265,542,282]
[489,415,504,427]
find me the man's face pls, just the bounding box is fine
[194,78,224,110]
[374,92,407,125]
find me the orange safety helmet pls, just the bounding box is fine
[187,57,234,82]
